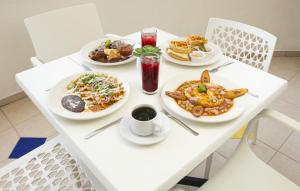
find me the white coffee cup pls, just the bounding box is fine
[129,104,164,137]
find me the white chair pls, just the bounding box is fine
[0,136,106,190]
[24,3,105,66]
[205,18,277,72]
[173,109,300,191]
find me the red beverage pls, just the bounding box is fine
[140,54,160,94]
[141,34,157,47]
[141,27,157,47]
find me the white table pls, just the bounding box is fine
[16,29,287,191]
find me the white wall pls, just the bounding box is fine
[0,0,299,100]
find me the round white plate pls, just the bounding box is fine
[80,37,136,66]
[161,38,222,66]
[48,72,130,120]
[161,73,247,123]
[119,112,171,145]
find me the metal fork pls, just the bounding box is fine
[209,61,234,73]
[162,110,199,136]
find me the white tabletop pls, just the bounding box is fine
[16,29,287,191]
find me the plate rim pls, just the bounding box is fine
[47,71,130,120]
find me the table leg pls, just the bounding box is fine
[204,153,213,179]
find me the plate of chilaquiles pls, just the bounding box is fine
[161,35,222,66]
[48,72,130,120]
[161,70,248,123]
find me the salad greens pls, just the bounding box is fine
[133,45,161,57]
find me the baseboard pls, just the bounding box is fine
[0,91,27,107]
[273,51,300,57]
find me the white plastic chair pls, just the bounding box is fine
[24,3,105,66]
[205,18,277,72]
[172,109,300,191]
[0,136,106,190]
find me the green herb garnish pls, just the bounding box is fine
[105,40,111,48]
[198,84,207,92]
[133,45,161,57]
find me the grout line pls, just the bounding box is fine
[256,138,280,151]
[267,131,293,164]
[277,151,300,166]
[0,109,15,132]
[277,130,293,151]
[288,68,300,81]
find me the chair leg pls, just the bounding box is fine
[252,119,259,145]
[204,153,213,179]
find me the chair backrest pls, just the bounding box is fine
[205,18,277,72]
[24,3,104,63]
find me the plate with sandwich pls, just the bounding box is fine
[161,35,222,66]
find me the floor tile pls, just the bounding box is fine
[280,131,300,162]
[188,152,227,179]
[269,57,300,80]
[216,139,240,159]
[250,139,276,163]
[269,152,300,186]
[208,152,227,177]
[280,86,300,108]
[289,71,300,88]
[188,161,205,178]
[14,114,57,138]
[270,99,300,121]
[0,97,40,126]
[257,117,292,149]
[0,128,19,162]
[172,184,197,191]
[9,137,46,159]
[0,111,12,133]
[0,159,14,169]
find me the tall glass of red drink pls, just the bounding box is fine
[140,53,160,94]
[141,28,157,47]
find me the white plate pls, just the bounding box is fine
[161,38,222,66]
[119,113,171,145]
[161,73,247,123]
[80,37,136,66]
[48,72,130,120]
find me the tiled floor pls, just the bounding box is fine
[0,57,300,190]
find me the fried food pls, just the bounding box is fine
[169,40,191,54]
[224,89,248,99]
[201,70,210,83]
[167,48,190,61]
[187,35,208,46]
[192,106,204,117]
[165,91,187,100]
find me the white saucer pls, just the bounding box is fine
[119,112,171,145]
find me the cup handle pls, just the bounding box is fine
[152,113,167,136]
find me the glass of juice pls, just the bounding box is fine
[140,53,160,94]
[141,28,157,47]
